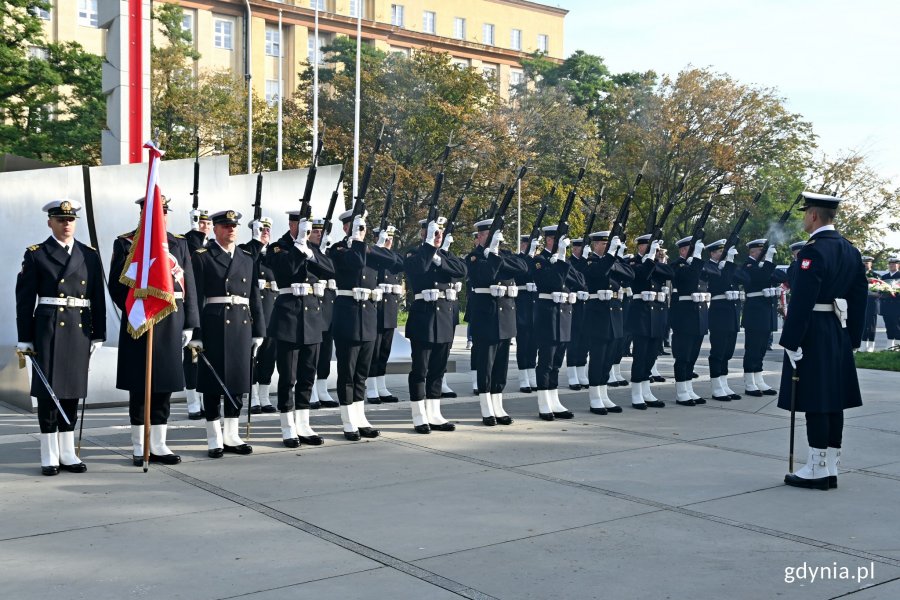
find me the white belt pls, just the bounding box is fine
[516,283,538,293]
[327,279,337,291]
[589,290,614,301]
[379,283,403,295]
[538,292,577,304]
[812,304,832,311]
[38,296,91,308]
[473,287,503,295]
[414,290,446,301]
[337,288,377,301]
[206,295,250,305]
[711,291,741,301]
[745,291,765,298]
[258,279,279,291]
[814,300,848,328]
[677,293,712,303]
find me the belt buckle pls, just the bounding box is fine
[66,297,78,308]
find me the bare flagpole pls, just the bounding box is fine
[277,9,283,171]
[352,3,362,198]
[313,2,320,154]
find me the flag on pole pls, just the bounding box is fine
[119,141,177,338]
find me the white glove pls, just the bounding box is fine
[644,240,660,262]
[294,240,313,258]
[528,237,540,258]
[251,337,264,352]
[352,215,366,242]
[377,229,389,247]
[607,236,621,256]
[298,219,313,241]
[425,221,440,247]
[692,240,704,260]
[764,245,777,263]
[16,342,34,353]
[432,253,443,267]
[556,236,570,261]
[187,338,203,351]
[489,230,504,254]
[726,247,738,263]
[250,220,264,241]
[617,242,626,258]
[783,346,803,369]
[440,233,454,252]
[90,340,103,355]
[182,329,193,348]
[189,209,202,231]
[322,236,333,250]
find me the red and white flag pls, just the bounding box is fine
[120,142,177,338]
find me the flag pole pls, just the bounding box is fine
[352,6,362,198]
[143,325,154,472]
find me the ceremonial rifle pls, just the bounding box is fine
[485,183,505,219]
[322,167,345,238]
[721,183,768,257]
[379,170,397,232]
[299,137,324,218]
[426,132,456,225]
[443,166,477,237]
[348,124,387,233]
[554,158,589,241]
[650,170,690,240]
[755,191,805,265]
[189,136,201,228]
[525,185,556,246]
[486,165,530,241]
[687,180,723,254]
[610,160,648,241]
[581,184,605,239]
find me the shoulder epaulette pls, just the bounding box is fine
[196,248,208,254]
[240,248,251,255]
[273,246,281,253]
[806,239,816,245]
[117,232,132,239]
[172,233,184,239]
[28,244,40,252]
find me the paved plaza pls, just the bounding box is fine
[1,329,898,599]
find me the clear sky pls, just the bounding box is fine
[558,0,900,181]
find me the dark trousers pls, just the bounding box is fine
[515,326,538,370]
[587,337,615,386]
[368,328,395,377]
[203,393,242,421]
[182,348,198,389]
[567,333,589,367]
[743,328,769,372]
[37,397,78,433]
[409,340,451,401]
[536,342,566,390]
[254,337,277,385]
[708,328,738,378]
[473,339,511,394]
[806,411,844,448]
[276,340,319,412]
[335,339,375,405]
[128,392,171,426]
[630,335,659,383]
[672,333,703,382]
[317,330,333,379]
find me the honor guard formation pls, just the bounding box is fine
[15,148,877,493]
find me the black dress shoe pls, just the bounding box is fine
[538,412,555,421]
[496,415,513,425]
[728,393,742,400]
[829,476,838,489]
[693,398,706,405]
[41,465,59,476]
[358,427,380,438]
[132,456,144,467]
[430,422,457,431]
[343,430,361,441]
[651,376,666,383]
[320,400,340,409]
[414,424,431,434]
[150,453,182,464]
[250,405,262,415]
[606,405,623,413]
[380,395,400,403]
[223,444,252,455]
[282,437,300,448]
[631,403,647,410]
[553,410,574,419]
[784,473,829,490]
[745,390,763,397]
[261,405,277,413]
[208,448,224,458]
[483,416,498,426]
[309,401,321,410]
[367,396,382,404]
[590,407,608,415]
[675,399,696,407]
[645,400,666,408]
[299,435,325,446]
[519,387,532,394]
[60,462,87,473]
[712,395,732,402]
[569,384,583,391]
[441,391,458,398]
[472,389,479,395]
[761,389,778,396]
[691,372,699,379]
[188,411,203,420]
[615,380,629,387]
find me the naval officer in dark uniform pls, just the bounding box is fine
[109,197,200,466]
[778,192,868,489]
[860,256,879,352]
[183,208,211,419]
[16,200,106,475]
[365,224,405,404]
[669,236,712,406]
[740,239,787,397]
[706,240,748,401]
[189,210,266,457]
[514,234,540,392]
[309,218,340,408]
[882,257,900,348]
[565,238,591,390]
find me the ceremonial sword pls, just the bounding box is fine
[17,349,71,426]
[192,347,242,413]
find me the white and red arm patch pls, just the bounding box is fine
[800,258,812,270]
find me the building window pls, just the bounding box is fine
[310,0,326,10]
[31,6,51,20]
[181,12,193,37]
[214,18,233,50]
[389,46,410,58]
[265,25,280,57]
[391,4,404,27]
[537,34,549,53]
[482,23,495,46]
[265,79,282,106]
[482,64,498,85]
[77,0,98,27]
[350,0,366,19]
[510,28,522,51]
[28,46,50,61]
[422,11,436,34]
[509,69,524,96]
[307,34,326,63]
[453,17,466,40]
[451,57,470,69]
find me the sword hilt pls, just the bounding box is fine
[16,349,35,370]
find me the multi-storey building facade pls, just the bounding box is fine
[33,0,567,104]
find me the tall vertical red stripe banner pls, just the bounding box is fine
[128,0,143,163]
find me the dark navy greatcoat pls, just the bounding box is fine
[375,247,405,331]
[740,257,787,332]
[265,231,334,345]
[184,229,207,253]
[16,237,107,399]
[882,270,900,339]
[465,246,529,343]
[239,238,277,328]
[583,252,635,339]
[404,242,467,344]
[109,232,200,393]
[191,242,266,395]
[862,268,879,341]
[513,252,537,335]
[777,229,868,413]
[327,238,397,342]
[708,260,750,333]
[669,256,713,336]
[531,249,586,344]
[626,256,674,338]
